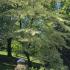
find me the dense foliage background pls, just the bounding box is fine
[0,0,70,70]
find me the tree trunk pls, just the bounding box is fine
[24,51,31,66]
[7,37,12,57]
[19,19,22,29]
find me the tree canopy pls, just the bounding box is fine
[0,0,70,70]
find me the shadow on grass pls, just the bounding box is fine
[0,55,18,70]
[0,55,43,70]
[0,62,14,70]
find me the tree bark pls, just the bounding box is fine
[19,19,22,29]
[24,51,31,66]
[7,37,12,57]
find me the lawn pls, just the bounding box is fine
[0,62,15,70]
[0,51,43,70]
[0,54,17,70]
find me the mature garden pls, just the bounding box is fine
[0,0,70,70]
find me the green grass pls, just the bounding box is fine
[0,51,16,70]
[0,51,42,64]
[0,62,15,70]
[0,51,44,70]
[0,51,7,55]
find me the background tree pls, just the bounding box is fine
[0,0,70,70]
